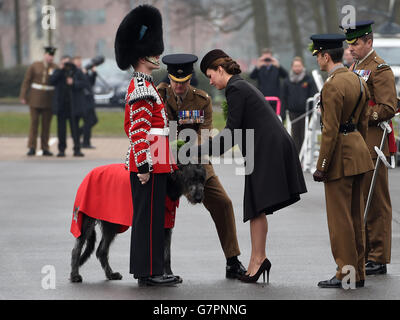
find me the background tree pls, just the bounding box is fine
[176,0,269,55]
[0,35,4,68]
[251,0,270,54]
[14,0,21,66]
[322,0,340,33]
[309,0,325,33]
[285,0,303,59]
[395,0,400,24]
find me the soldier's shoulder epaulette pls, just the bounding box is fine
[192,87,210,101]
[127,76,160,106]
[156,82,170,91]
[377,63,390,70]
[326,74,336,82]
[371,55,388,68]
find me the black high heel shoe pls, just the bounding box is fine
[240,258,271,284]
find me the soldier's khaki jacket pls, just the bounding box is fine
[317,67,374,182]
[157,82,215,180]
[351,50,398,158]
[19,61,58,109]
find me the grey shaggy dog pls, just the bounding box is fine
[70,163,206,283]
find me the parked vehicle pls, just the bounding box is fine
[373,34,400,166]
[373,36,400,96]
[83,58,131,108]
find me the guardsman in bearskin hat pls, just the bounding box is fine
[20,46,58,156]
[158,54,246,279]
[310,34,374,288]
[340,21,398,277]
[115,4,181,287]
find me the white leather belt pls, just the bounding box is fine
[31,83,55,91]
[149,128,169,136]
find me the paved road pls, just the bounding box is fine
[0,140,399,301]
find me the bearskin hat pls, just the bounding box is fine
[115,5,164,70]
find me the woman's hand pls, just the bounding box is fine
[137,173,150,185]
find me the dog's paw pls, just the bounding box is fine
[70,274,83,283]
[108,272,123,280]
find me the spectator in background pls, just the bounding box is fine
[343,47,354,68]
[250,48,288,120]
[49,55,85,157]
[282,57,318,154]
[73,56,98,149]
[19,46,58,157]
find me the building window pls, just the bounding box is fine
[63,9,106,25]
[0,11,13,26]
[34,0,43,39]
[64,42,76,57]
[96,39,107,56]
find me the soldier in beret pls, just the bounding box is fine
[341,21,398,276]
[158,53,246,279]
[20,47,58,157]
[310,34,373,289]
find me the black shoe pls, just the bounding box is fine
[27,148,36,156]
[73,151,85,157]
[42,150,53,156]
[138,275,182,287]
[57,151,65,157]
[318,276,343,288]
[318,276,365,289]
[366,261,387,275]
[81,144,95,149]
[356,280,365,288]
[165,274,183,284]
[226,258,247,279]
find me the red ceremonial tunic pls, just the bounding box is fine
[124,72,178,173]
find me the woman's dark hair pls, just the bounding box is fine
[208,57,242,75]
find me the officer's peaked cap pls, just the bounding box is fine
[162,54,198,82]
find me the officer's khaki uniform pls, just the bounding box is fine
[158,83,240,258]
[318,67,374,281]
[20,61,57,151]
[351,51,397,264]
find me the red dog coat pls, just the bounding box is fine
[70,164,179,238]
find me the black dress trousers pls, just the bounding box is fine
[57,113,81,153]
[129,172,167,278]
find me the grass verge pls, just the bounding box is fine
[0,109,226,137]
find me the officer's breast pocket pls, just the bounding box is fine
[178,110,204,125]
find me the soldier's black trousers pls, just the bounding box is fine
[80,108,98,145]
[57,114,81,153]
[129,172,167,278]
